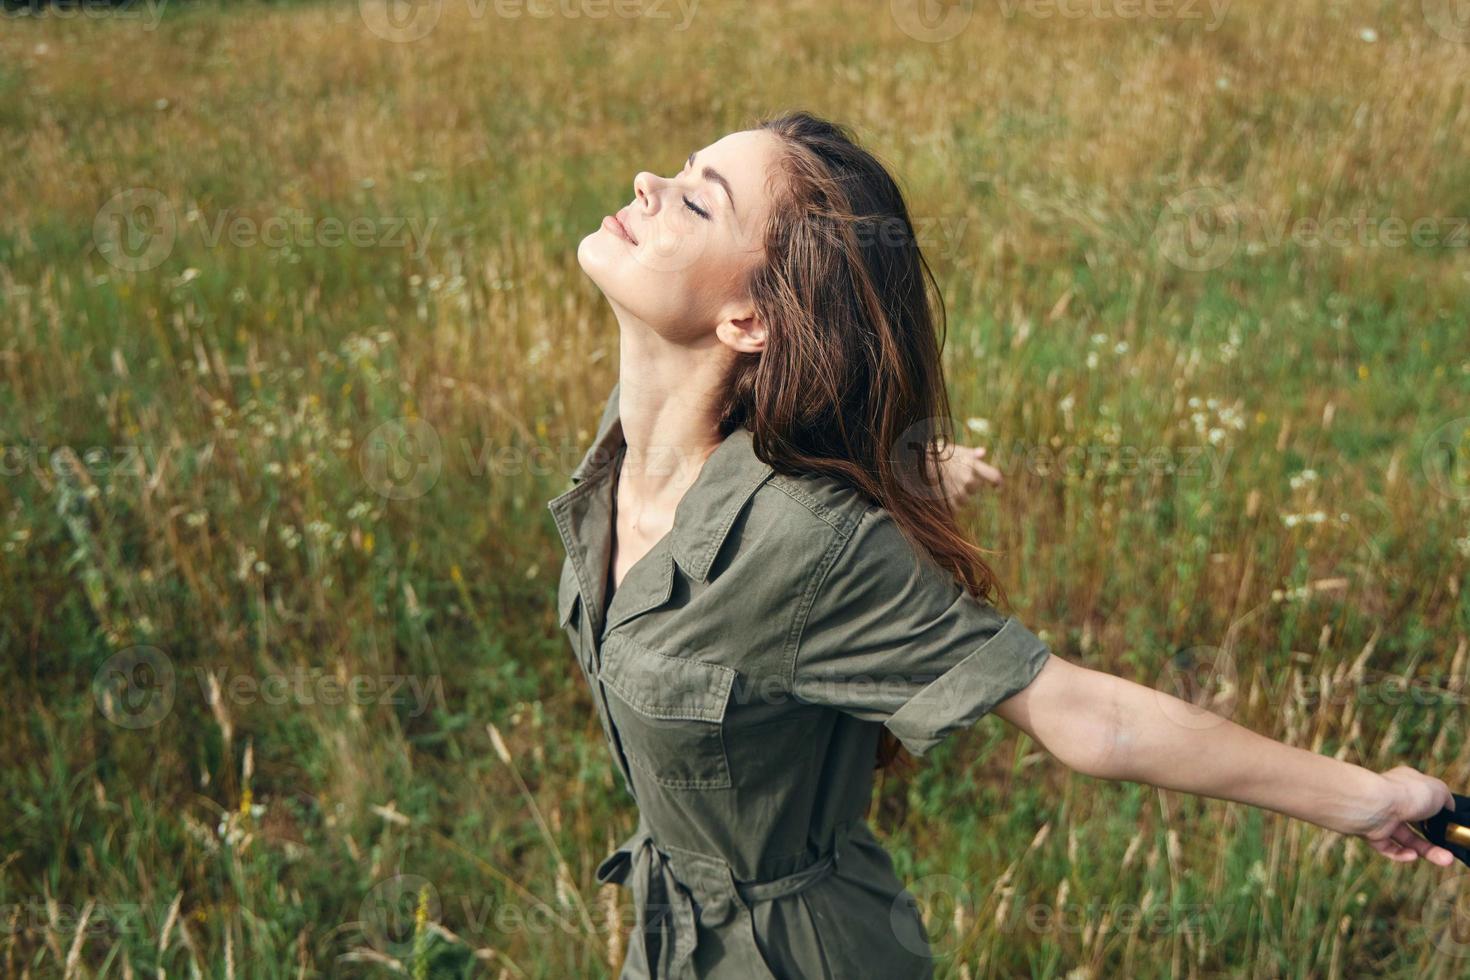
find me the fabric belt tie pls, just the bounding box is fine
[594,820,854,979]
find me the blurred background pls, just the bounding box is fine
[2,0,1469,975]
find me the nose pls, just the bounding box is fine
[633,171,658,211]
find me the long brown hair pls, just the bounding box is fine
[713,109,1011,772]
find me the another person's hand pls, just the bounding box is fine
[936,439,1003,504]
[1343,765,1458,865]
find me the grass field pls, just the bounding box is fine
[2,0,1469,976]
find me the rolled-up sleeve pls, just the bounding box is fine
[792,506,1051,756]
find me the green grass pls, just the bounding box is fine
[2,0,1469,976]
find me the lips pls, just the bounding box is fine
[613,210,639,245]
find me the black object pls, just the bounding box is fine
[1414,792,1470,867]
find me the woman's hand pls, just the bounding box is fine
[936,439,1003,504]
[1344,765,1459,865]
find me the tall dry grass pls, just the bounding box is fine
[1,0,1468,975]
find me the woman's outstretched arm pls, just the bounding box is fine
[993,653,1459,866]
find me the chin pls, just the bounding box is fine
[575,242,631,306]
[575,230,601,272]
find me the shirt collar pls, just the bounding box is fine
[566,392,775,583]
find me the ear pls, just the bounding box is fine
[716,308,766,354]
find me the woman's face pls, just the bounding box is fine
[577,128,782,348]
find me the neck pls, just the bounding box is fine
[613,324,729,506]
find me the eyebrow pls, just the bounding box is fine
[687,150,735,214]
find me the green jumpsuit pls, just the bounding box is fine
[547,384,1053,978]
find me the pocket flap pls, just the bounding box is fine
[600,635,735,722]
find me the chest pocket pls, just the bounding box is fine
[599,633,735,790]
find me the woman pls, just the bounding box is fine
[548,110,1458,978]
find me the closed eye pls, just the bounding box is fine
[683,196,711,220]
[678,153,715,221]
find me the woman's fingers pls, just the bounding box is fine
[1388,824,1442,863]
[942,444,1004,499]
[1371,822,1458,866]
[1397,825,1458,866]
[961,445,1002,486]
[974,458,1003,486]
[1370,838,1416,861]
